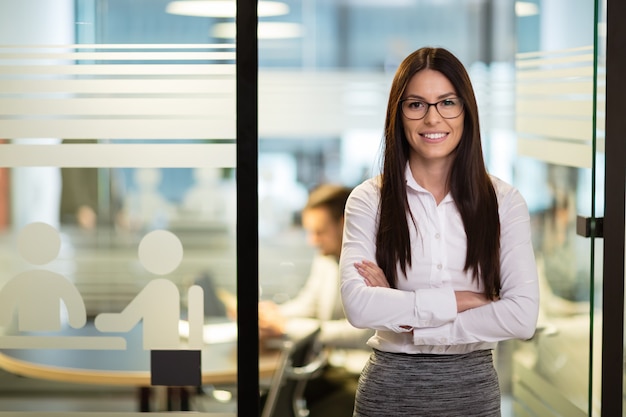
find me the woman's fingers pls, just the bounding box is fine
[354,260,389,288]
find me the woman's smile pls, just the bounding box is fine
[420,132,448,143]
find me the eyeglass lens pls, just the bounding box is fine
[401,98,463,120]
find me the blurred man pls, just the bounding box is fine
[259,183,373,417]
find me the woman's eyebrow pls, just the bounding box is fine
[403,92,457,100]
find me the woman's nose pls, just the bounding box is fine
[423,104,441,123]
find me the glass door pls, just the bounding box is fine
[0,0,243,414]
[511,1,607,416]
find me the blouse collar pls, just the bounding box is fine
[404,163,454,204]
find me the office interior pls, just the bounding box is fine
[0,0,624,416]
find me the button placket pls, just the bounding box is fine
[432,202,449,283]
[421,195,441,284]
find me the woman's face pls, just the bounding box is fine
[401,69,464,168]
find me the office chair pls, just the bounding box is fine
[261,320,328,417]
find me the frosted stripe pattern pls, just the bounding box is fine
[0,44,236,168]
[515,46,604,168]
[0,143,235,168]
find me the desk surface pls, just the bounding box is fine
[0,318,319,387]
[0,321,280,387]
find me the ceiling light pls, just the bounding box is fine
[515,2,539,17]
[212,22,303,39]
[166,0,289,18]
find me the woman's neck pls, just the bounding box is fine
[409,159,451,204]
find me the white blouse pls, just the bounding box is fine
[339,166,540,354]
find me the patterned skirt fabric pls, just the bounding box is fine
[353,349,501,417]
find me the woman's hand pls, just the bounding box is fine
[354,260,390,288]
[455,291,496,313]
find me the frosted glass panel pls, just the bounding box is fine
[515,46,604,169]
[0,44,235,139]
[0,1,239,413]
[512,3,605,415]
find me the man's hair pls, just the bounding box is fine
[304,184,352,222]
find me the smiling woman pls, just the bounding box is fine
[339,47,540,417]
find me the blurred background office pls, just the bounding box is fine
[0,0,610,415]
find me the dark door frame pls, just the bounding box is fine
[602,0,626,415]
[236,0,260,416]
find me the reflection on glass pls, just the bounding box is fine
[511,1,603,414]
[521,161,594,413]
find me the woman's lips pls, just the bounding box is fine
[421,132,447,142]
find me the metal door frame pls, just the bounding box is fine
[602,0,626,415]
[236,0,260,416]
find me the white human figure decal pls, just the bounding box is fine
[95,230,203,350]
[0,222,86,332]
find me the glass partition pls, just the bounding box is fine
[0,0,239,413]
[255,1,522,417]
[511,1,605,416]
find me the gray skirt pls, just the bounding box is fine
[354,349,501,417]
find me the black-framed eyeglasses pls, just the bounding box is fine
[399,97,464,120]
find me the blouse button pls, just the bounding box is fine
[435,233,440,239]
[437,264,443,270]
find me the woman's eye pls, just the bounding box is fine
[442,98,457,107]
[408,101,424,109]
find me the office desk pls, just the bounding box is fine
[0,318,320,412]
[0,320,280,385]
[0,336,279,387]
[0,321,279,412]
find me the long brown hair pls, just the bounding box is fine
[376,47,501,299]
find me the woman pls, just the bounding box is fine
[339,47,539,416]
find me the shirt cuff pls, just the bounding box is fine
[414,287,456,327]
[412,323,453,345]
